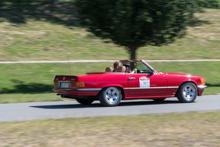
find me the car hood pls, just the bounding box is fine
[165,72,201,79]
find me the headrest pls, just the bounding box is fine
[105,67,113,72]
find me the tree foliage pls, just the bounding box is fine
[196,0,220,8]
[52,0,59,5]
[75,0,200,59]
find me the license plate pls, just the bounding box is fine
[60,82,69,88]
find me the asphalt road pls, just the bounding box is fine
[0,95,219,122]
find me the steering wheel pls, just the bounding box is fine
[137,70,152,74]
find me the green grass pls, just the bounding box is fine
[0,112,220,146]
[0,2,220,61]
[0,62,219,103]
[0,62,109,94]
[0,93,66,103]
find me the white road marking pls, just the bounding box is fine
[0,59,220,64]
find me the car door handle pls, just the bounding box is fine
[128,77,135,80]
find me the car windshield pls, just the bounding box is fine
[134,62,153,73]
[119,60,156,74]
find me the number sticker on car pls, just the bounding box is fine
[139,76,150,88]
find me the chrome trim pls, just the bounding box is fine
[167,86,179,88]
[53,88,101,91]
[123,86,178,90]
[197,85,208,89]
[53,88,73,91]
[77,88,102,91]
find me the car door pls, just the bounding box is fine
[127,73,167,95]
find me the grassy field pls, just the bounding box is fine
[0,61,219,103]
[0,111,220,146]
[0,2,220,61]
[0,2,220,145]
[0,93,65,103]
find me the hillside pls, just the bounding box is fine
[0,2,220,61]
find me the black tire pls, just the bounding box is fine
[98,87,122,106]
[153,98,166,102]
[76,98,94,105]
[177,83,197,103]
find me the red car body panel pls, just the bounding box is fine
[53,60,206,100]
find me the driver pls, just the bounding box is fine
[123,63,137,73]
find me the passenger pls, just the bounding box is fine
[113,62,121,72]
[117,66,126,73]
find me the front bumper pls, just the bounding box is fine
[197,85,208,96]
[197,85,208,89]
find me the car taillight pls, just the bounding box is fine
[76,81,85,88]
[54,81,59,88]
[69,81,85,88]
[70,81,76,88]
[201,78,206,85]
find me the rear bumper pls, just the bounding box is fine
[52,88,100,96]
[53,88,101,91]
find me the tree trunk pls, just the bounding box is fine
[129,47,137,70]
[130,48,136,60]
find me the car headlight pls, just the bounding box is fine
[201,78,206,85]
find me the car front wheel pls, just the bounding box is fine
[99,87,122,106]
[177,83,197,103]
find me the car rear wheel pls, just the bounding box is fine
[177,83,197,103]
[76,98,94,105]
[153,98,166,102]
[99,87,122,106]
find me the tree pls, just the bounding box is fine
[74,0,199,60]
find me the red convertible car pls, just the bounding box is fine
[53,60,207,106]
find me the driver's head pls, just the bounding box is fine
[123,63,130,70]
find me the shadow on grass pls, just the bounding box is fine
[187,18,211,27]
[0,0,79,27]
[206,83,220,87]
[0,79,53,94]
